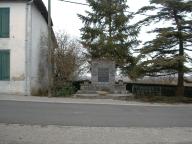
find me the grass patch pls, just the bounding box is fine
[134,95,192,103]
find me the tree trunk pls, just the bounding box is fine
[176,37,184,97]
[176,72,184,97]
[176,26,184,97]
[173,9,184,97]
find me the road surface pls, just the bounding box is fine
[0,100,191,127]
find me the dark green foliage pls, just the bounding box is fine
[54,83,76,97]
[134,0,192,96]
[134,95,192,103]
[78,0,139,65]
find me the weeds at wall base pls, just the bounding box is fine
[134,95,192,104]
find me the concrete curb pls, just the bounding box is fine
[0,94,192,107]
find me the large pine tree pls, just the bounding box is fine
[78,0,138,65]
[135,0,192,96]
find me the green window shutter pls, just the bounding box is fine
[0,11,1,36]
[0,50,10,80]
[0,8,10,38]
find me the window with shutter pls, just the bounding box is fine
[0,50,10,80]
[0,8,10,38]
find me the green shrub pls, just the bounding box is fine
[54,83,75,97]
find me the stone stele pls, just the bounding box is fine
[77,59,128,95]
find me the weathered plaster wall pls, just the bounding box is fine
[30,4,49,94]
[0,2,26,94]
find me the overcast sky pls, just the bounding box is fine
[42,0,150,39]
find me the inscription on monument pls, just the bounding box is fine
[98,68,109,82]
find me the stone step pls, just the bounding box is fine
[74,93,134,100]
[76,90,98,94]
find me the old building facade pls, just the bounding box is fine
[0,0,56,95]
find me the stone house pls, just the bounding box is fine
[0,0,56,95]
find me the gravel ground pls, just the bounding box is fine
[0,124,192,144]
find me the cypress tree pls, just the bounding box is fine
[136,0,192,96]
[78,0,139,65]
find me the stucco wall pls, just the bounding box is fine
[0,2,26,94]
[0,1,51,95]
[30,4,49,95]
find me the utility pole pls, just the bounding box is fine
[48,0,53,97]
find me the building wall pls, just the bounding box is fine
[0,2,26,94]
[30,4,49,95]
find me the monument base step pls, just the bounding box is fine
[74,93,134,99]
[76,90,99,94]
[77,90,129,94]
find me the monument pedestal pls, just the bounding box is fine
[77,82,128,94]
[76,59,131,97]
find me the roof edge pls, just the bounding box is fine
[0,0,53,26]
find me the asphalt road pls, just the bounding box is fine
[0,100,192,127]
